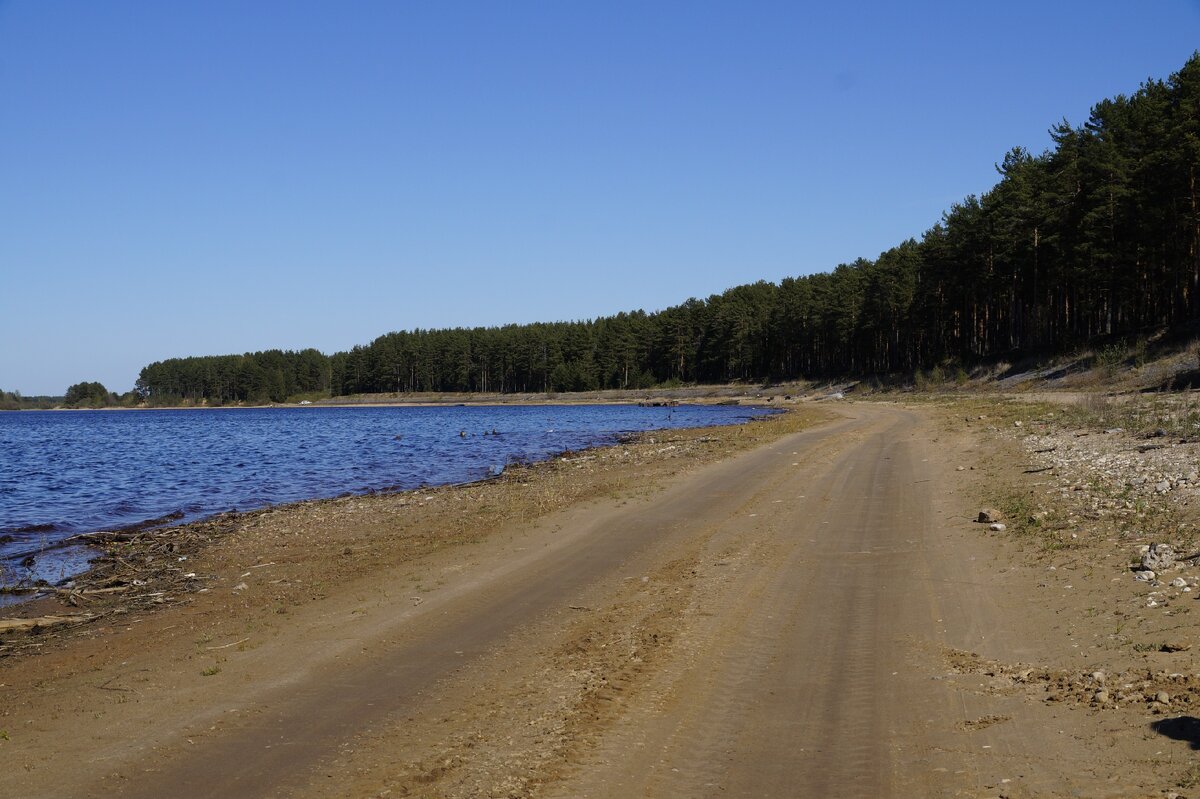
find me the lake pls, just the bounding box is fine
[0,403,770,585]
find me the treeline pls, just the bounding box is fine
[135,349,331,404]
[62,381,143,408]
[0,390,60,411]
[133,54,1200,401]
[1,385,135,410]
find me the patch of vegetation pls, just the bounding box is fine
[1053,393,1200,437]
[990,488,1074,552]
[1095,344,1128,379]
[1177,763,1200,790]
[0,390,60,410]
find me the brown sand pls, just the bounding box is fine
[1,402,1195,798]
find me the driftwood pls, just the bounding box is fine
[0,584,131,597]
[205,637,249,651]
[0,614,95,635]
[4,527,160,562]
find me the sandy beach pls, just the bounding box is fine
[3,398,1200,797]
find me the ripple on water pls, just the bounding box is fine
[0,404,773,582]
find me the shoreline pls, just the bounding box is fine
[0,405,803,622]
[0,384,812,412]
[0,402,784,599]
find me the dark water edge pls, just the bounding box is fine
[0,404,774,592]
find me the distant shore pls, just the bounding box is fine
[7,383,823,412]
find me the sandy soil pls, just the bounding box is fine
[2,401,1196,798]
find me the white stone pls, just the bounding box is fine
[1143,543,1176,571]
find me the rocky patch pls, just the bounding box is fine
[947,648,1200,715]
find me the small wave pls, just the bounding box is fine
[8,523,58,534]
[112,510,186,534]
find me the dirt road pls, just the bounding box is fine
[546,404,954,798]
[5,404,1181,797]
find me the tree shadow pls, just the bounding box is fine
[994,354,1090,384]
[1151,716,1200,749]
[1143,368,1200,392]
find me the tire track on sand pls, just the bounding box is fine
[552,410,947,798]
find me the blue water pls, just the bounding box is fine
[0,404,768,584]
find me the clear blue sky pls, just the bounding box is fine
[2,1,1198,395]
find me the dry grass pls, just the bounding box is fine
[1055,392,1200,437]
